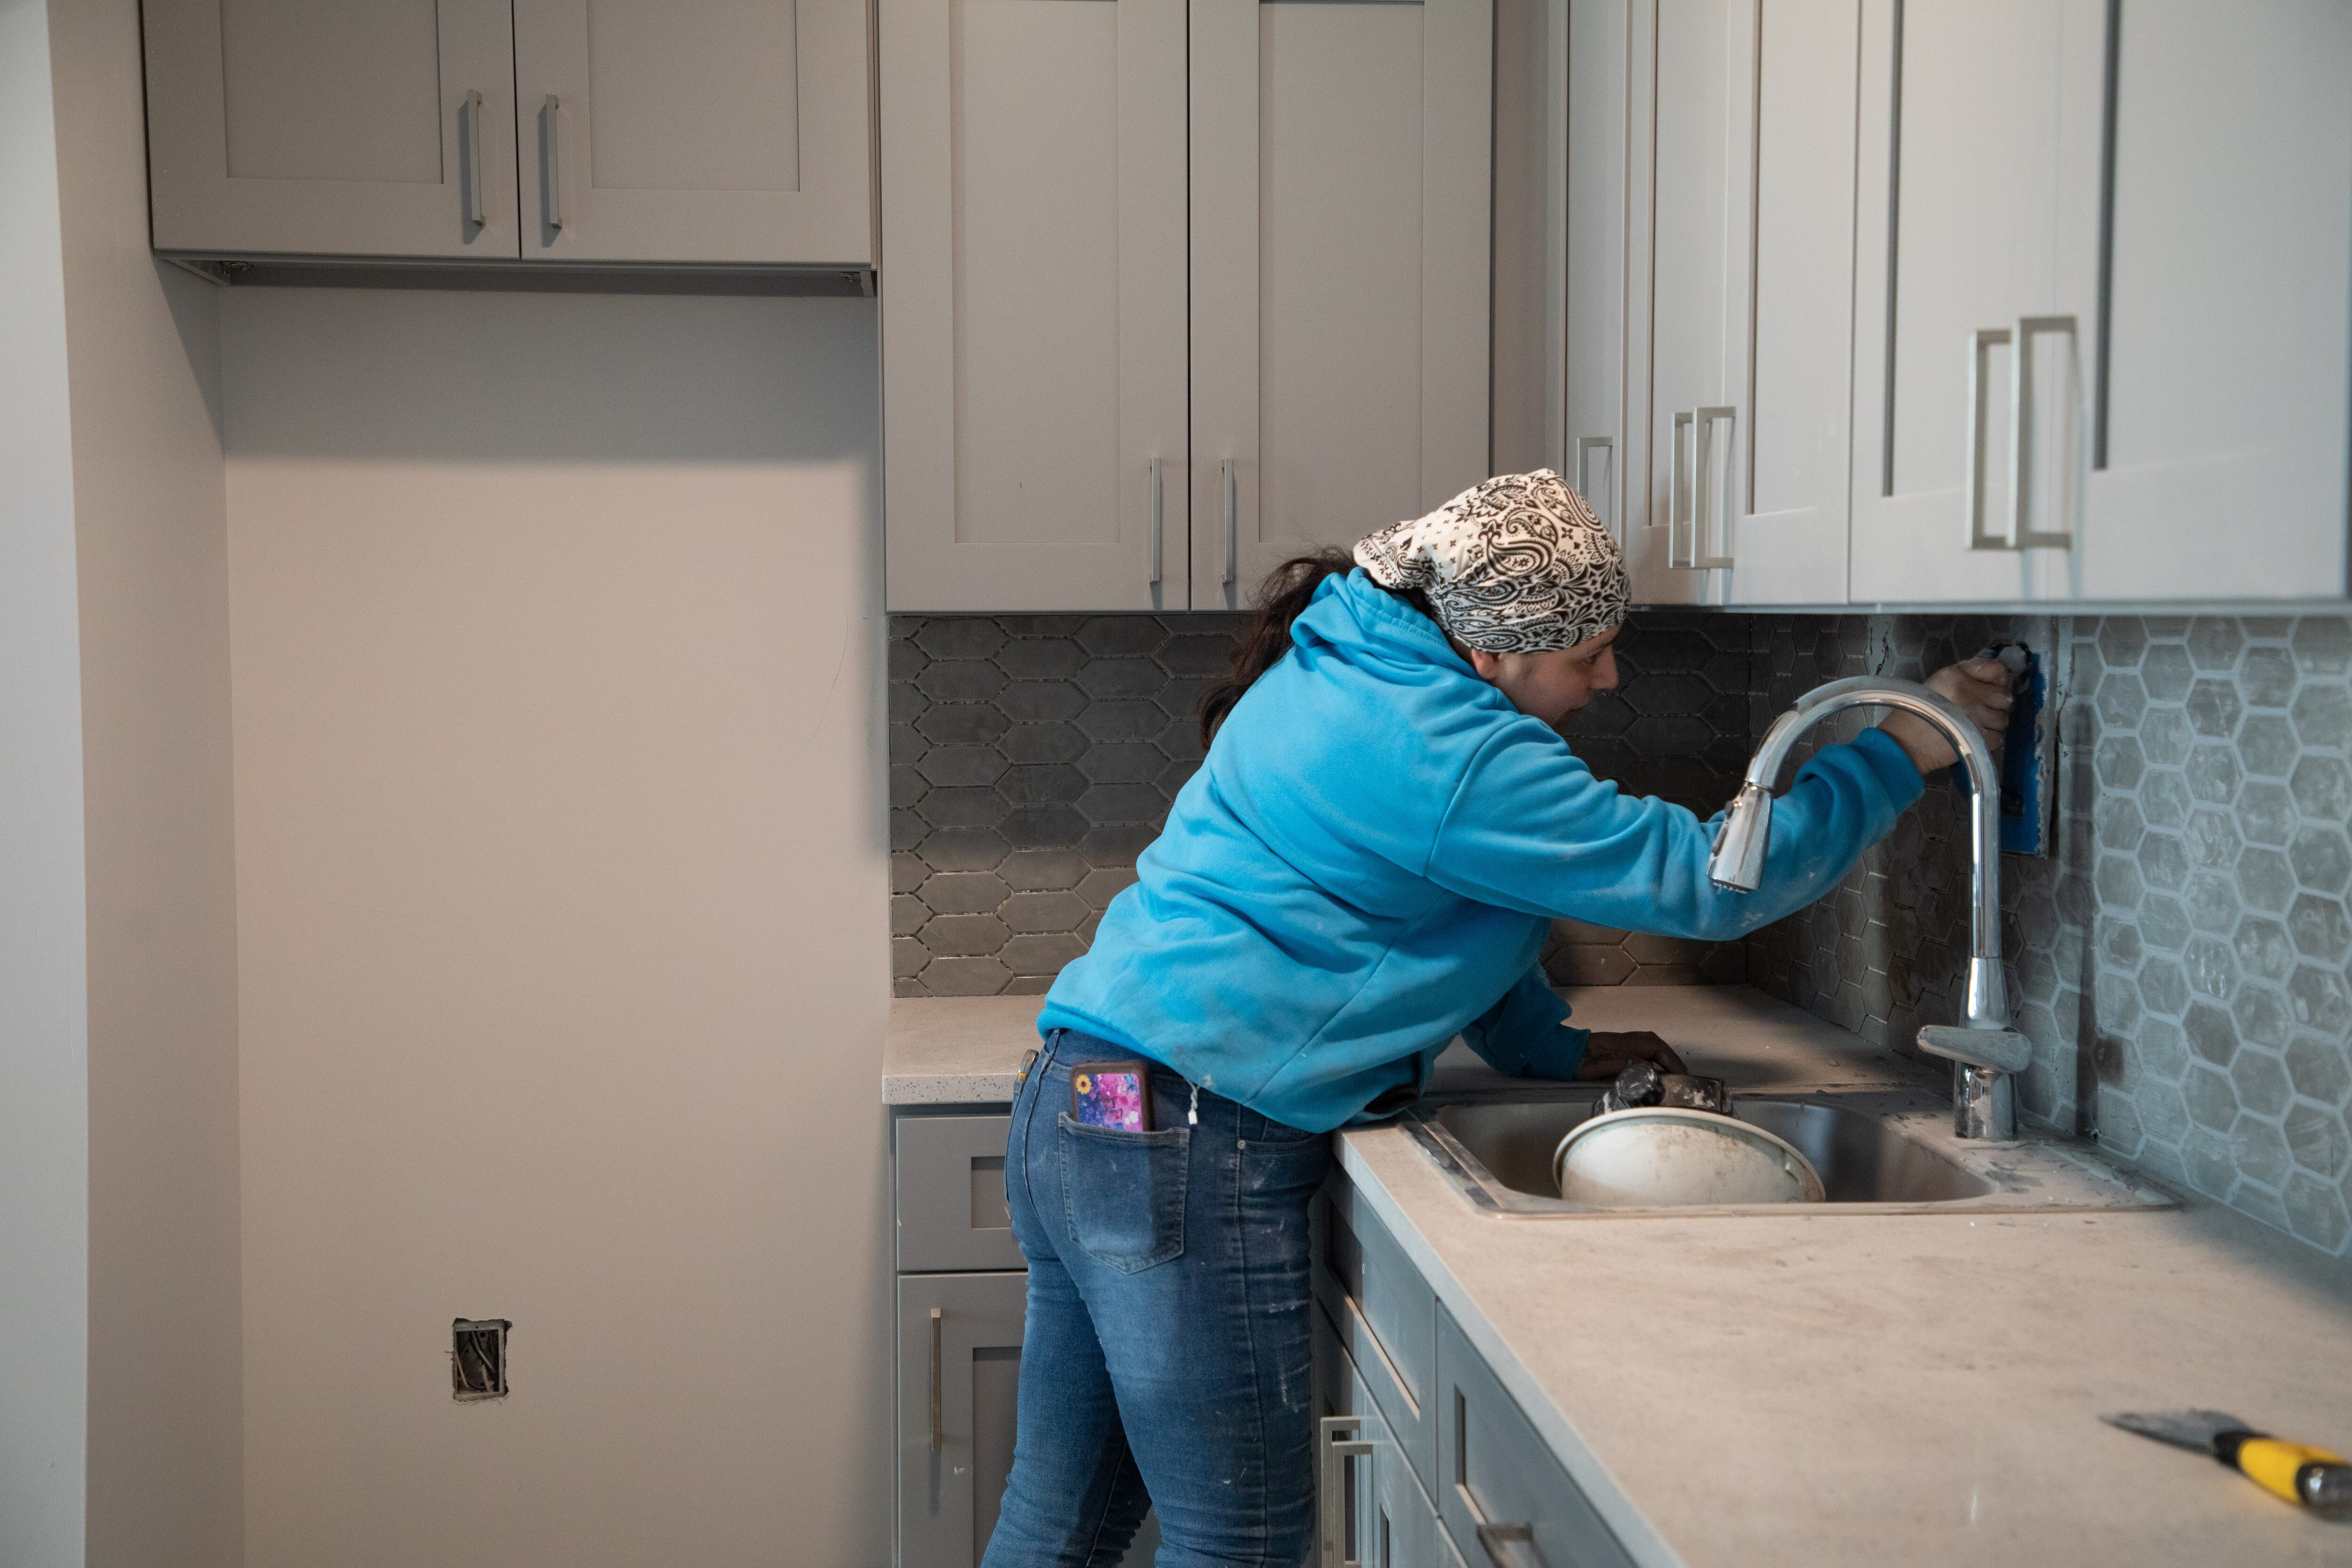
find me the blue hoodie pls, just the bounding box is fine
[1037,571,1923,1132]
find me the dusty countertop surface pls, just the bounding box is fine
[886,987,2352,1567]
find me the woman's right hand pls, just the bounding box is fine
[1879,658,2013,774]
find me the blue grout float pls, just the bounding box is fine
[1974,640,2046,855]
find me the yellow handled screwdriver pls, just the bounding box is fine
[2103,1409,2352,1508]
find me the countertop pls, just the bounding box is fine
[884,987,2352,1567]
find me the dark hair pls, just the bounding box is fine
[1197,552,1438,747]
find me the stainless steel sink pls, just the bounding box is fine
[1405,1088,2177,1218]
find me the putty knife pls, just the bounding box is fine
[2101,1409,2352,1508]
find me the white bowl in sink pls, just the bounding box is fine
[1552,1106,1827,1208]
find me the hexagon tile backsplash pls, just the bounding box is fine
[889,610,1756,1000]
[890,607,2352,1259]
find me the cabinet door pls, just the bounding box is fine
[898,1273,1026,1568]
[1436,1305,1636,1568]
[1188,0,1494,609]
[512,0,872,264]
[1565,0,1631,548]
[2077,0,2352,599]
[1629,0,1858,608]
[879,0,1190,611]
[1315,1304,1446,1568]
[143,0,519,258]
[1311,1181,1437,1504]
[1847,0,2105,604]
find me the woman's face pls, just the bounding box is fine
[1465,625,1622,728]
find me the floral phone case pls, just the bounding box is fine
[1069,1060,1152,1131]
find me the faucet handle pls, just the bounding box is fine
[1915,1025,2032,1075]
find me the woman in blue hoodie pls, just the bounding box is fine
[982,472,2010,1568]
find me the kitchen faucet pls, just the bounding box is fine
[1706,677,2033,1141]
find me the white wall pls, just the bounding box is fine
[47,0,247,1562]
[0,0,92,1560]
[222,287,894,1568]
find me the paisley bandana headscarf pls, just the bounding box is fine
[1352,470,1629,653]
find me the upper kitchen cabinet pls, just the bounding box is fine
[1625,0,1859,608]
[1850,0,2350,604]
[144,0,872,267]
[878,0,1191,612]
[1562,0,1629,549]
[512,0,874,264]
[144,0,522,258]
[1187,0,1494,610]
[880,0,1494,612]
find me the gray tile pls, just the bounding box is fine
[2288,964,2352,1035]
[890,764,928,810]
[918,913,1009,957]
[996,614,1088,638]
[2183,934,2238,1001]
[919,871,1009,915]
[1003,891,1091,933]
[921,956,1015,996]
[1078,782,1167,825]
[1000,722,1088,764]
[1001,934,1088,976]
[2290,754,2352,820]
[1159,633,1238,677]
[2185,999,2238,1065]
[917,826,1010,871]
[2288,894,2352,964]
[2241,646,2299,709]
[2133,833,2186,892]
[916,704,1010,745]
[2236,847,2297,915]
[893,938,929,980]
[2187,616,2244,671]
[2140,891,2193,951]
[2292,684,2352,751]
[2285,1036,2352,1105]
[2138,708,2195,767]
[999,849,1089,892]
[2289,824,2352,896]
[2292,616,2352,677]
[2185,808,2243,871]
[1079,823,1160,864]
[919,661,1009,703]
[2232,982,2294,1051]
[1078,742,1168,785]
[2232,1114,2294,1188]
[892,852,928,895]
[2097,672,2148,730]
[889,638,931,682]
[2186,678,2243,739]
[1077,699,1165,744]
[999,680,1088,724]
[2140,644,2196,702]
[2233,915,2296,985]
[1001,804,1090,849]
[996,638,1084,679]
[2185,1061,2241,1130]
[2236,714,2299,779]
[2098,617,2148,668]
[2139,769,2193,831]
[892,895,928,937]
[916,619,1009,661]
[2096,733,2147,790]
[1076,616,1168,659]
[1074,659,1168,701]
[918,786,1008,829]
[2285,1101,2351,1179]
[918,745,1007,788]
[2184,744,2243,805]
[2284,1171,2350,1251]
[998,764,1089,806]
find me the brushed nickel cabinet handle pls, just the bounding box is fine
[1475,1521,1548,1568]
[928,1306,943,1453]
[1316,1416,1374,1568]
[1221,461,1238,589]
[540,94,564,233]
[1689,406,1736,569]
[1148,458,1164,587]
[1573,434,1613,529]
[1669,411,1694,568]
[461,91,485,229]
[2009,315,2077,549]
[1964,326,2014,550]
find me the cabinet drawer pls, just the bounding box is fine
[1312,1178,1437,1501]
[895,1113,1022,1273]
[1436,1305,1632,1568]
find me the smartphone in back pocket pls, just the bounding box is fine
[1069,1060,1152,1131]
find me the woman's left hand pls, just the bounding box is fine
[1573,1030,1689,1080]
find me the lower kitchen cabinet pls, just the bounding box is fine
[1315,1300,1463,1568]
[891,1108,1159,1567]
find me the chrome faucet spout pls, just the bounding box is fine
[1705,676,2021,1138]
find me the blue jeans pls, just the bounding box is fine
[981,1030,1334,1568]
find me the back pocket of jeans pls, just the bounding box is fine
[1057,1114,1189,1274]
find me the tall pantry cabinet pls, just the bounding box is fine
[879,0,1496,613]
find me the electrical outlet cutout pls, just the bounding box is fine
[452,1318,511,1401]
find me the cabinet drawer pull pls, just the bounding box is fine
[461,91,485,230]
[1221,460,1238,589]
[1148,458,1164,587]
[1474,1521,1548,1568]
[541,94,564,233]
[928,1306,943,1453]
[1317,1416,1375,1568]
[1670,410,1734,569]
[1669,411,1693,567]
